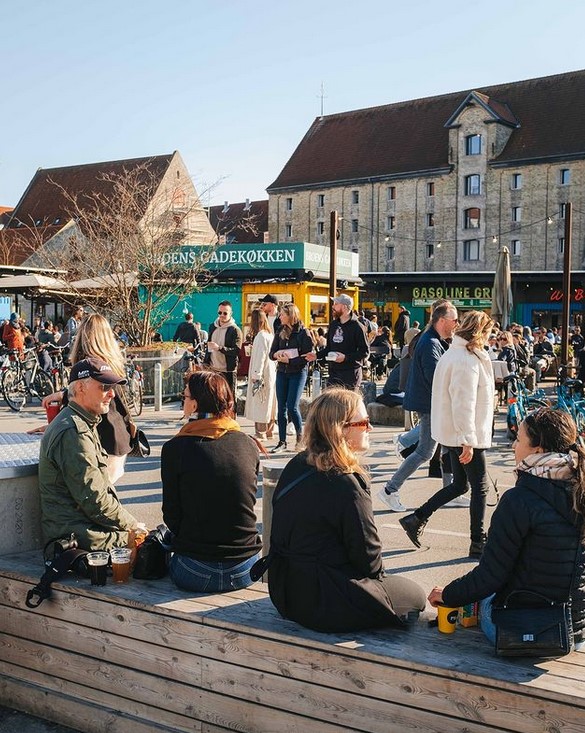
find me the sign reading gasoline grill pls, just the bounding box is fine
[160,242,359,278]
[412,286,493,308]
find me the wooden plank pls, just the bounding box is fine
[0,670,197,733]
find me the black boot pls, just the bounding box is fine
[469,536,486,557]
[399,513,427,548]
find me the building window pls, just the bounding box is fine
[463,239,480,261]
[559,203,567,219]
[560,169,571,185]
[317,221,325,235]
[285,197,293,211]
[511,173,522,190]
[387,186,396,201]
[317,194,325,208]
[464,174,481,195]
[427,182,435,196]
[285,223,292,238]
[386,246,395,261]
[426,243,434,259]
[351,219,359,233]
[511,239,521,256]
[352,190,359,204]
[427,213,434,227]
[464,207,480,229]
[387,215,395,231]
[558,237,565,254]
[512,206,522,222]
[465,134,482,155]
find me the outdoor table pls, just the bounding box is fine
[0,433,42,555]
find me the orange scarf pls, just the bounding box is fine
[176,415,241,440]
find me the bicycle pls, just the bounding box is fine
[504,373,550,440]
[1,347,54,411]
[46,343,70,391]
[124,354,144,416]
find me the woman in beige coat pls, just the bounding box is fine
[245,309,276,439]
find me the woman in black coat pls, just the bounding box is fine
[269,303,314,453]
[268,388,426,633]
[429,408,585,649]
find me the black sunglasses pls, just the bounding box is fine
[217,310,229,315]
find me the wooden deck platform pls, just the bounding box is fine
[0,550,584,733]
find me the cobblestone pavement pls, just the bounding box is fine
[0,391,522,732]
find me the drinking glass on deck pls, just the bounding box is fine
[110,547,132,583]
[86,552,109,586]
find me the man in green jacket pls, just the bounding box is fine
[39,357,145,550]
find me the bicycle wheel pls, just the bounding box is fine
[32,370,55,402]
[2,369,27,411]
[404,410,419,430]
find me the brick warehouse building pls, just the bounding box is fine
[267,69,585,327]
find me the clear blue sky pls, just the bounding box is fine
[2,0,585,209]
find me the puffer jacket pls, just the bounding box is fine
[442,471,585,642]
[403,326,449,413]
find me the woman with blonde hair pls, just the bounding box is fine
[244,309,276,439]
[399,310,495,557]
[269,302,314,453]
[42,313,133,482]
[267,388,426,632]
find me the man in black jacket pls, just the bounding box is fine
[308,294,369,390]
[173,313,202,348]
[394,305,411,349]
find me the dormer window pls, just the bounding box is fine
[465,134,482,155]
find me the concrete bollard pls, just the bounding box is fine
[154,362,162,411]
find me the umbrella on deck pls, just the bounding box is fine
[491,246,513,329]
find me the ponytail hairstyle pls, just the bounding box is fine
[522,408,585,523]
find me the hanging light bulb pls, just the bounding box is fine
[547,216,553,224]
[384,235,390,242]
[436,241,442,249]
[492,235,498,244]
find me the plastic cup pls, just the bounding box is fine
[86,552,109,586]
[45,401,60,423]
[110,547,132,583]
[437,604,459,634]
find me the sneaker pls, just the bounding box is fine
[287,422,296,436]
[377,487,406,512]
[394,433,407,461]
[270,441,287,454]
[399,513,427,548]
[445,494,471,508]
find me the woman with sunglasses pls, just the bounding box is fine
[267,388,426,632]
[428,408,585,650]
[269,302,314,453]
[399,311,495,557]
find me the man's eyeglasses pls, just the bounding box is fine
[97,383,115,392]
[217,311,229,316]
[343,418,371,430]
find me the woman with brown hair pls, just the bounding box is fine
[399,310,495,557]
[162,370,262,592]
[429,408,585,650]
[267,388,426,632]
[244,309,276,439]
[269,303,314,453]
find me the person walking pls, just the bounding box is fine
[204,300,243,399]
[428,408,585,651]
[377,302,458,512]
[266,388,426,632]
[269,303,313,453]
[173,312,202,349]
[398,311,495,557]
[259,294,282,334]
[394,305,411,349]
[245,309,276,439]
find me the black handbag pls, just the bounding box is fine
[492,590,574,658]
[128,427,151,458]
[133,524,172,579]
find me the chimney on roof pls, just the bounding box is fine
[244,198,251,211]
[222,201,229,214]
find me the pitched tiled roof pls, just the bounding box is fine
[5,154,174,229]
[268,69,585,190]
[208,199,268,243]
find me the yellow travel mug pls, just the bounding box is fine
[437,604,459,634]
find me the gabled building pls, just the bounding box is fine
[2,151,216,268]
[267,69,585,327]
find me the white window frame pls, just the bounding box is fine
[387,186,396,201]
[464,174,481,196]
[463,239,480,261]
[285,197,293,211]
[512,206,522,222]
[464,207,481,229]
[560,203,567,219]
[510,239,521,256]
[317,194,325,208]
[386,245,395,261]
[511,173,522,190]
[465,134,482,155]
[560,169,571,185]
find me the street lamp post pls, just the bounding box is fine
[561,202,572,367]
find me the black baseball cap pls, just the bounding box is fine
[259,294,278,305]
[69,357,127,385]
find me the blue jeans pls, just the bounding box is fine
[276,369,307,441]
[386,412,436,494]
[480,594,496,644]
[399,424,420,448]
[169,551,261,592]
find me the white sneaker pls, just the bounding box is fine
[377,487,406,512]
[445,495,471,508]
[287,422,296,435]
[394,432,407,461]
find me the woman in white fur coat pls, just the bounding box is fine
[398,311,495,558]
[245,309,276,439]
